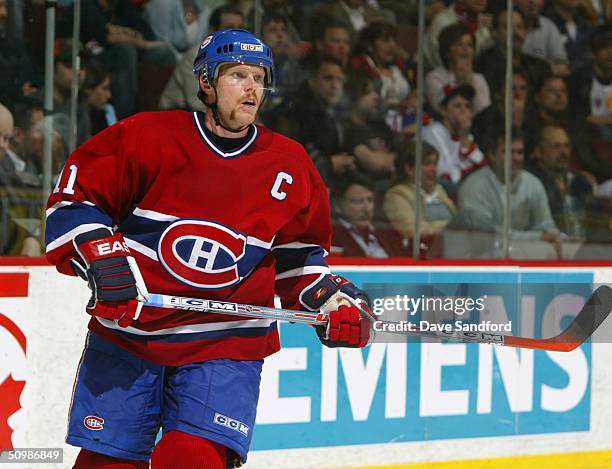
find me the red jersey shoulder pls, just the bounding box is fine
[254,125,320,175]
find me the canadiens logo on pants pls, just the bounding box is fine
[213,412,250,436]
[158,219,247,289]
[83,415,105,431]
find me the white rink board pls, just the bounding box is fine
[0,265,610,468]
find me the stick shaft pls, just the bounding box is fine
[144,285,612,351]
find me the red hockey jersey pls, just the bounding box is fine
[46,111,333,365]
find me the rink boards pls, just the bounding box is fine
[0,262,611,468]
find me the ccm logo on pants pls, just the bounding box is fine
[213,412,250,436]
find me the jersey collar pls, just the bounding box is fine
[193,111,258,158]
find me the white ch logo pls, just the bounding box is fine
[270,171,293,201]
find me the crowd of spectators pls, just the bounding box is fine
[0,0,611,260]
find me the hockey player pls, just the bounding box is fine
[45,29,375,469]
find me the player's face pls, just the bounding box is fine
[214,64,267,127]
[338,184,374,229]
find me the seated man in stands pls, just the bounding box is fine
[0,102,42,255]
[344,75,398,186]
[270,58,354,185]
[331,172,406,257]
[569,23,612,179]
[457,128,561,250]
[527,125,595,239]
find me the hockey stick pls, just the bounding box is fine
[144,285,612,352]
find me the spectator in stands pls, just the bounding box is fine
[159,4,244,111]
[61,0,176,118]
[303,20,352,70]
[30,38,91,147]
[475,8,551,92]
[344,76,398,184]
[82,60,117,135]
[0,102,22,184]
[525,75,564,140]
[527,75,599,174]
[422,82,486,196]
[259,14,302,119]
[19,113,69,194]
[528,125,595,238]
[350,22,415,129]
[569,24,612,141]
[457,128,560,245]
[313,0,389,39]
[577,0,612,25]
[514,0,570,75]
[425,22,490,116]
[473,70,530,146]
[424,0,493,69]
[0,102,41,255]
[0,0,36,108]
[383,141,456,256]
[543,0,593,72]
[331,172,407,257]
[7,97,40,186]
[272,58,354,185]
[143,0,207,63]
[376,0,446,25]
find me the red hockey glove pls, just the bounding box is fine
[301,275,376,347]
[71,228,148,327]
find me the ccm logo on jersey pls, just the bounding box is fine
[213,412,250,436]
[240,43,263,52]
[83,415,105,431]
[158,219,246,289]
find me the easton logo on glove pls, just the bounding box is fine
[72,229,148,327]
[95,240,130,256]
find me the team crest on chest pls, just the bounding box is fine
[158,219,246,289]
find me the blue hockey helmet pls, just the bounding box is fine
[193,29,275,89]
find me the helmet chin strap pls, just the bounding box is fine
[206,83,267,134]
